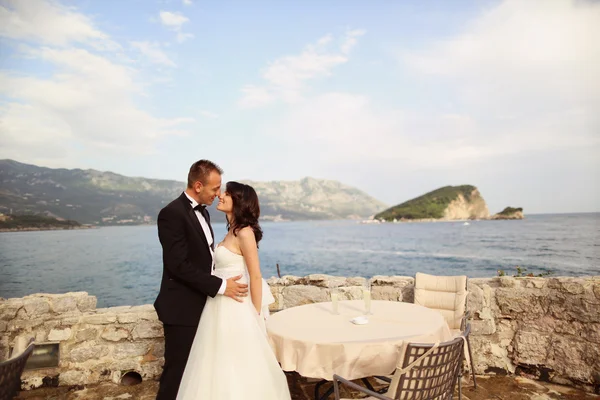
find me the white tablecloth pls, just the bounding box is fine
[267,300,452,380]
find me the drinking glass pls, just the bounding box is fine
[362,281,372,315]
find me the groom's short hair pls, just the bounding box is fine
[187,159,223,187]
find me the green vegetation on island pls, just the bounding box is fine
[375,185,479,221]
[0,214,82,231]
[498,207,523,216]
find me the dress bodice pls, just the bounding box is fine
[214,245,248,284]
[212,245,275,311]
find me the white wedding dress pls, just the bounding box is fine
[177,245,291,399]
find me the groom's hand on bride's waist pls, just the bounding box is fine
[224,275,249,302]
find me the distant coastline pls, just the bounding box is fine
[0,214,91,233]
[0,225,94,233]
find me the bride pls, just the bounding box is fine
[176,181,291,399]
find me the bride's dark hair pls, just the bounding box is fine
[225,181,263,245]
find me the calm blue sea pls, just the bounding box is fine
[1,213,598,307]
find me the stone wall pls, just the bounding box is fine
[1,275,599,392]
[0,293,163,389]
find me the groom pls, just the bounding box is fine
[154,159,249,400]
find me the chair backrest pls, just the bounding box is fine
[388,336,465,400]
[414,272,467,330]
[0,339,35,400]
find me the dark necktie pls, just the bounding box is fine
[193,204,214,250]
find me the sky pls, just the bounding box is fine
[0,0,598,214]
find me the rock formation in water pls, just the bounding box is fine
[375,185,490,221]
[491,207,524,220]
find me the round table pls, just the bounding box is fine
[267,300,451,381]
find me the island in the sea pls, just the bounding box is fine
[374,185,523,222]
[0,214,88,232]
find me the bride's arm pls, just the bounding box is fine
[238,227,262,314]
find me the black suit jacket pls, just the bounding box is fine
[154,193,223,326]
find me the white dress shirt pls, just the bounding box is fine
[184,192,226,295]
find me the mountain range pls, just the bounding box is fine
[0,160,387,225]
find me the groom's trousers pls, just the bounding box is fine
[156,324,198,400]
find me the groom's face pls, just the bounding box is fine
[197,170,222,205]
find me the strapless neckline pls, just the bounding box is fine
[216,244,243,257]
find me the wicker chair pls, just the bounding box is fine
[414,272,477,391]
[0,338,35,400]
[333,335,465,400]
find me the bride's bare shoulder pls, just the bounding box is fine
[237,226,254,239]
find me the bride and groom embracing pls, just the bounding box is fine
[153,159,291,399]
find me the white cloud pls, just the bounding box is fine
[175,31,194,43]
[131,41,176,67]
[404,0,600,117]
[238,85,276,108]
[159,11,188,28]
[182,0,193,5]
[199,110,218,119]
[341,29,365,54]
[238,30,365,108]
[0,0,119,50]
[159,11,193,43]
[267,0,599,178]
[270,91,599,175]
[0,0,194,166]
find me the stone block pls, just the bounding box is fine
[593,283,600,300]
[140,360,163,379]
[132,321,163,340]
[117,313,141,324]
[98,306,132,314]
[76,328,99,342]
[471,318,496,335]
[8,318,44,332]
[269,293,284,312]
[113,343,150,359]
[467,284,485,313]
[34,329,47,342]
[61,311,83,326]
[547,291,600,323]
[282,285,329,308]
[583,323,600,344]
[48,328,72,341]
[77,295,97,312]
[339,286,364,300]
[514,330,551,365]
[69,344,110,363]
[0,300,23,320]
[117,311,157,324]
[129,304,155,313]
[372,286,401,301]
[152,341,165,358]
[524,278,547,289]
[495,288,547,317]
[347,277,367,286]
[81,313,117,324]
[268,275,302,286]
[102,326,131,342]
[300,274,344,288]
[139,311,159,321]
[469,335,516,374]
[23,298,50,317]
[548,336,590,382]
[50,296,78,313]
